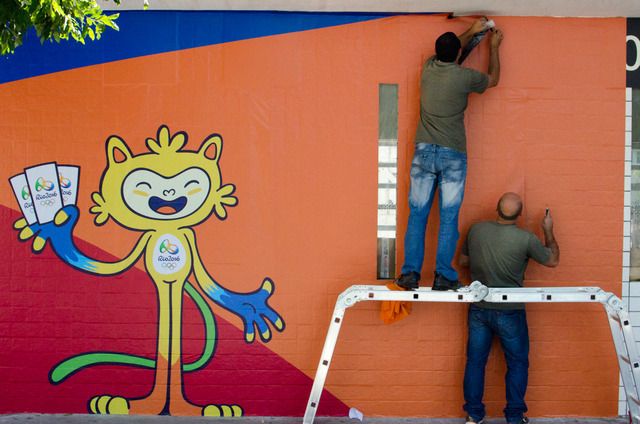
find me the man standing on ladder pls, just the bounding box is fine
[396,17,504,291]
[459,192,560,424]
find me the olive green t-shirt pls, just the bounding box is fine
[461,221,552,310]
[414,55,489,154]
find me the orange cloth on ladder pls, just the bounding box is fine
[380,282,412,325]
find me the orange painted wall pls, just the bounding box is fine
[0,15,625,418]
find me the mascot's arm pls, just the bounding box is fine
[13,205,148,275]
[185,229,285,343]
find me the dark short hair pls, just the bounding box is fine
[435,32,461,62]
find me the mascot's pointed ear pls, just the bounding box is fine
[198,134,222,164]
[106,136,134,166]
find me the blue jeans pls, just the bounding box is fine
[463,304,530,423]
[401,143,467,281]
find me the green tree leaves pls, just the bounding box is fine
[0,0,147,55]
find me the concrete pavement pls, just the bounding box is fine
[0,415,629,424]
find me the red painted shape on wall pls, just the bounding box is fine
[0,206,346,416]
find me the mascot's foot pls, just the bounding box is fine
[203,404,243,417]
[88,395,130,414]
[168,399,244,416]
[89,394,242,417]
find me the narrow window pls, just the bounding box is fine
[377,84,398,279]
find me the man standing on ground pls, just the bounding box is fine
[459,192,560,424]
[397,18,504,291]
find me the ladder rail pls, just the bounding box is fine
[483,286,608,304]
[302,282,488,424]
[607,309,640,421]
[486,286,640,421]
[302,282,640,424]
[302,300,347,424]
[603,295,640,422]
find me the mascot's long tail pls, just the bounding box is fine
[48,282,216,385]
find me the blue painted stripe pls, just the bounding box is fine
[0,10,398,84]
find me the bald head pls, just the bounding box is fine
[497,192,523,222]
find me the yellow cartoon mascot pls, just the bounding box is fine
[13,125,285,416]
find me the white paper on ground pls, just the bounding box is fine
[348,407,363,421]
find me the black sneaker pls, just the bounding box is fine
[432,273,463,291]
[508,417,530,424]
[465,415,484,424]
[396,271,420,290]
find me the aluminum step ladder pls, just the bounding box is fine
[302,282,640,424]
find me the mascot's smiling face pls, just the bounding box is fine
[90,125,236,231]
[122,168,211,220]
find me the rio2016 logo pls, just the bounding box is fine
[154,236,184,275]
[159,239,179,255]
[59,172,72,189]
[21,185,30,200]
[35,177,54,192]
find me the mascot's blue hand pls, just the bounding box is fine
[212,278,285,343]
[13,205,79,254]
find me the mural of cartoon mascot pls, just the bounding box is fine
[12,125,285,416]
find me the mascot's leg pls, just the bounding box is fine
[92,283,173,415]
[167,283,243,416]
